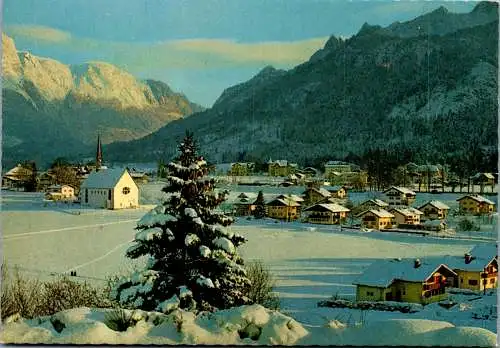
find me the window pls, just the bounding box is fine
[122,187,131,195]
[366,291,374,296]
[108,189,111,200]
[490,278,495,284]
[468,279,478,286]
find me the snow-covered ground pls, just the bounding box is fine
[1,187,498,344]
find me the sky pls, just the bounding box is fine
[3,0,477,107]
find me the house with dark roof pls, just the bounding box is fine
[353,258,456,304]
[80,168,138,209]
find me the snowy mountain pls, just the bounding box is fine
[104,2,498,165]
[1,33,204,168]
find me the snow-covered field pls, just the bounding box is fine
[1,186,498,344]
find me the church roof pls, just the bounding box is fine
[81,168,129,189]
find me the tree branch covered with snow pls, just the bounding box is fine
[112,131,252,313]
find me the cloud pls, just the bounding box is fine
[6,25,72,43]
[4,25,328,71]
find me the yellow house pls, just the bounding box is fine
[303,203,350,225]
[324,185,347,199]
[389,207,423,226]
[229,162,254,176]
[353,258,457,304]
[383,186,416,206]
[457,195,496,215]
[80,168,139,209]
[45,184,75,200]
[268,160,298,177]
[302,187,331,206]
[444,244,498,291]
[266,198,300,221]
[356,209,394,230]
[418,201,450,220]
[357,199,389,211]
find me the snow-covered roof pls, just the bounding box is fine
[80,168,129,189]
[443,254,497,272]
[457,195,496,205]
[268,160,297,167]
[357,209,394,218]
[324,185,344,192]
[390,207,423,217]
[360,199,389,207]
[267,198,301,207]
[383,186,416,195]
[469,244,498,260]
[418,200,450,210]
[276,194,304,202]
[304,203,350,213]
[308,187,331,197]
[325,161,350,166]
[353,258,457,288]
[471,172,495,180]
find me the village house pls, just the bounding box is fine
[323,185,347,199]
[2,164,32,190]
[232,193,257,216]
[356,209,395,230]
[229,162,254,176]
[299,167,320,177]
[444,244,498,291]
[389,207,423,226]
[45,184,75,201]
[324,161,354,176]
[418,201,450,220]
[353,258,457,304]
[457,194,496,215]
[267,160,298,177]
[265,197,300,221]
[80,168,139,209]
[470,172,496,193]
[130,171,149,184]
[303,203,350,225]
[357,199,389,212]
[302,187,331,206]
[383,186,416,206]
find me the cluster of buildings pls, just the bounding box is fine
[2,137,145,210]
[232,184,496,232]
[354,244,497,305]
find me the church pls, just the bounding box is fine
[79,136,139,209]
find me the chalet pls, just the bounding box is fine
[267,160,298,177]
[353,258,456,304]
[383,186,416,206]
[80,168,139,209]
[302,187,331,206]
[265,197,300,221]
[324,161,354,176]
[303,203,350,225]
[471,172,495,186]
[45,184,75,201]
[357,199,389,212]
[2,164,31,190]
[300,167,320,177]
[418,201,450,220]
[229,162,254,176]
[457,195,496,215]
[389,207,423,226]
[130,172,149,184]
[444,244,498,291]
[275,194,304,215]
[356,209,394,230]
[324,185,347,199]
[37,172,57,191]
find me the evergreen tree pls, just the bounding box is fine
[111,132,252,313]
[253,191,266,219]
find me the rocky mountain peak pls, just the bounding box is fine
[2,33,22,80]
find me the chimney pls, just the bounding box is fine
[414,259,421,268]
[464,253,473,264]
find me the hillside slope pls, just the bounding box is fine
[105,2,497,165]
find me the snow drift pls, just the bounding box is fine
[1,304,496,346]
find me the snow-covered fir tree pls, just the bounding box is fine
[111,132,252,313]
[253,191,266,219]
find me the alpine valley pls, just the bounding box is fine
[1,33,204,168]
[103,2,498,166]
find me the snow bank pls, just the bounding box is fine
[1,305,496,346]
